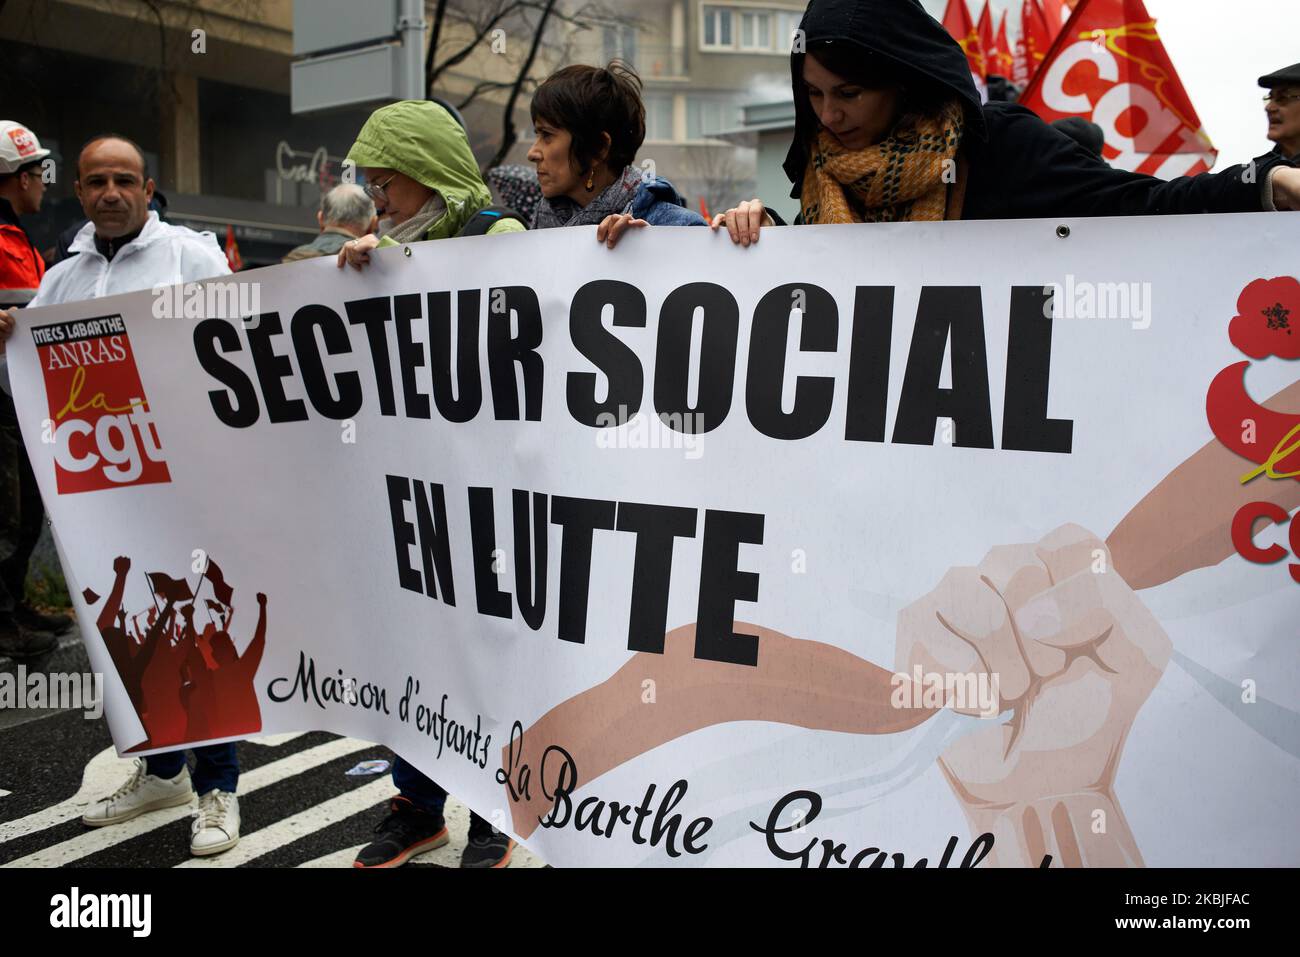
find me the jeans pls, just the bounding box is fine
[0,391,43,607]
[146,743,239,795]
[392,755,447,813]
[392,755,485,828]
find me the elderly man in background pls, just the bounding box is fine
[282,183,376,262]
[1261,62,1300,163]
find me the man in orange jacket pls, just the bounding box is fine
[0,120,48,308]
[0,120,67,660]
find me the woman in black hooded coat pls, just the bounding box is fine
[713,0,1299,242]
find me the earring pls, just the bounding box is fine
[585,169,595,190]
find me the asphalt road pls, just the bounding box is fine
[0,706,546,869]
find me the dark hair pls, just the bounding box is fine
[77,133,149,180]
[530,61,646,175]
[803,40,949,132]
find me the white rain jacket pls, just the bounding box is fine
[1,211,230,392]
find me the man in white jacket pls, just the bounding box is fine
[0,134,241,857]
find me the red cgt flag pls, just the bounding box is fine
[977,3,997,77]
[1039,0,1066,37]
[993,11,1016,79]
[1009,4,1036,87]
[224,224,243,272]
[1020,0,1217,178]
[942,0,986,82]
[1020,0,1054,81]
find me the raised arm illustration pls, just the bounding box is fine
[95,555,131,634]
[239,593,268,678]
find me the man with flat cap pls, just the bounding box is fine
[1260,62,1300,163]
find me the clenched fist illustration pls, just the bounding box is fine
[895,524,1172,866]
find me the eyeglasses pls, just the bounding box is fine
[1263,92,1300,106]
[362,172,398,203]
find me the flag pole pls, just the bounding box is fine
[184,558,210,644]
[190,557,209,607]
[145,573,161,617]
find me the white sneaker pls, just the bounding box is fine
[82,759,194,827]
[190,789,240,856]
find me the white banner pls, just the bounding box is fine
[8,214,1300,867]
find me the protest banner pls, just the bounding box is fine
[7,215,1298,867]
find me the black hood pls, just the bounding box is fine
[783,0,987,197]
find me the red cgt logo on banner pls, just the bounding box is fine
[1205,277,1300,584]
[1020,0,1217,178]
[33,315,171,494]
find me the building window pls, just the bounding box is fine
[645,94,674,141]
[702,6,733,48]
[701,5,803,54]
[740,12,771,50]
[603,25,638,65]
[776,11,802,53]
[687,96,737,141]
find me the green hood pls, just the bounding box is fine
[346,100,491,241]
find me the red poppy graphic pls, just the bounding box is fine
[1228,277,1300,360]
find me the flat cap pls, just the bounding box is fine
[1259,62,1300,88]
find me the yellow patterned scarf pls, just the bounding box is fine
[800,101,966,224]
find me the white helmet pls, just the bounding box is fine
[0,121,51,174]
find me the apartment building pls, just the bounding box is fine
[0,0,572,263]
[0,0,806,261]
[562,1,805,215]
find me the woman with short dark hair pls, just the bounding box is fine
[713,0,1299,244]
[527,62,705,246]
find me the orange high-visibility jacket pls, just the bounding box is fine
[0,200,44,307]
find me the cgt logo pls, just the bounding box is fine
[7,125,38,157]
[33,315,170,494]
[1206,278,1300,584]
[1029,14,1216,178]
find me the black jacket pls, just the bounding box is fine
[782,0,1290,220]
[960,102,1284,219]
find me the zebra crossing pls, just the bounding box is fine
[0,709,545,869]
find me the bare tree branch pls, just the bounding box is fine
[428,1,523,87]
[425,0,449,98]
[688,144,753,217]
[520,0,643,32]
[425,0,644,166]
[456,79,513,111]
[486,0,557,170]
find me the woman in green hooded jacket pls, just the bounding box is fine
[338,99,519,870]
[337,99,524,272]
